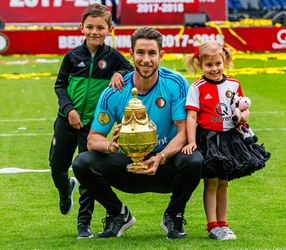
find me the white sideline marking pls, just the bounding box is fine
[0,128,285,137]
[255,128,286,131]
[0,133,53,137]
[0,167,73,174]
[253,128,286,131]
[252,111,285,114]
[0,111,284,123]
[0,168,50,174]
[0,118,54,122]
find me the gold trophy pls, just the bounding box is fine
[118,87,157,173]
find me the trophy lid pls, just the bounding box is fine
[125,88,145,110]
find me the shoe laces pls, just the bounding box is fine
[165,213,186,232]
[221,226,234,235]
[102,214,124,233]
[210,227,226,238]
[78,223,90,231]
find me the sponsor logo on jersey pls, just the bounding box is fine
[215,103,229,116]
[98,60,107,69]
[211,102,232,122]
[98,112,110,125]
[156,97,166,108]
[157,135,168,146]
[204,93,212,99]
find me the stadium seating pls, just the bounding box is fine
[228,0,286,22]
[228,0,242,10]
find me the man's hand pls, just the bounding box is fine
[131,154,162,175]
[112,124,121,143]
[107,124,122,153]
[68,110,83,129]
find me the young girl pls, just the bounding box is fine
[182,40,270,240]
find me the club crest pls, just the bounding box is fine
[98,60,107,69]
[156,97,166,108]
[225,90,233,98]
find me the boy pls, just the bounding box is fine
[49,3,133,239]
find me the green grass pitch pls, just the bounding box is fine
[0,54,285,249]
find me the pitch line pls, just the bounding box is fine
[0,128,285,137]
[255,128,286,131]
[0,111,284,123]
[0,118,54,122]
[252,111,285,114]
[0,167,73,174]
[231,128,286,131]
[0,133,53,137]
[0,167,50,174]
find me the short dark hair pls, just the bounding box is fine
[131,27,163,51]
[81,3,112,27]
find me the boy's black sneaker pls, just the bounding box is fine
[97,206,136,238]
[77,223,94,239]
[59,177,77,215]
[160,213,187,239]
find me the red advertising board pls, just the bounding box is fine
[0,0,101,23]
[199,0,226,21]
[1,27,286,55]
[120,0,199,25]
[0,0,225,24]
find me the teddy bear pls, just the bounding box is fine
[230,93,258,144]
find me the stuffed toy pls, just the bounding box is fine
[230,93,258,144]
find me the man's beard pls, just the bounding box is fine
[135,65,158,79]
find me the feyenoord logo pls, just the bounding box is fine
[156,97,166,108]
[225,90,233,98]
[0,33,9,53]
[98,60,107,69]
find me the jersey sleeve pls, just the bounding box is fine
[112,49,134,77]
[91,88,116,134]
[185,83,200,112]
[237,81,244,96]
[55,52,74,116]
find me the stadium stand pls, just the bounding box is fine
[228,0,286,22]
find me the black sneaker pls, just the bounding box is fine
[77,223,94,239]
[97,206,136,238]
[160,213,187,239]
[59,177,77,215]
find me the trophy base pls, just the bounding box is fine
[127,163,148,173]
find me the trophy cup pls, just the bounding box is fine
[118,87,157,173]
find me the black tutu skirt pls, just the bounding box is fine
[196,126,271,181]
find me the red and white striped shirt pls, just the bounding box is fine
[186,75,243,132]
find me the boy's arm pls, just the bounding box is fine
[54,53,74,116]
